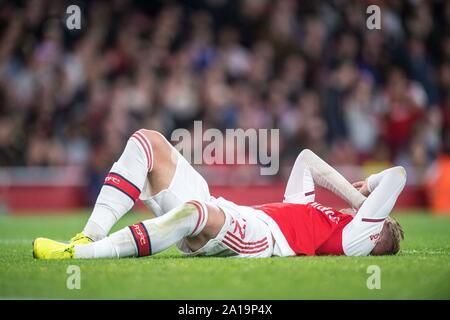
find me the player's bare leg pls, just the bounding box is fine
[182,205,226,252]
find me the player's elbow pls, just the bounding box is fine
[298,149,315,161]
[391,166,407,188]
[393,166,406,176]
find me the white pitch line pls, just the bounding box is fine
[401,249,449,255]
[0,239,67,245]
[0,239,34,245]
[0,296,42,300]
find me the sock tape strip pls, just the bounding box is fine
[129,222,152,257]
[104,172,141,202]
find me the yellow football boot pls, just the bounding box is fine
[70,232,93,245]
[32,238,74,260]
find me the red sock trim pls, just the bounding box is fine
[129,222,152,257]
[187,200,206,236]
[104,172,141,202]
[131,131,153,171]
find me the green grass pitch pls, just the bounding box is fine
[0,210,449,299]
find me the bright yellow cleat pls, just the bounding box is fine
[32,237,74,260]
[70,232,93,245]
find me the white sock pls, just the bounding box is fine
[74,228,136,258]
[75,201,208,259]
[83,130,154,241]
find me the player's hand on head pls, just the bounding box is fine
[352,180,370,197]
[352,181,364,190]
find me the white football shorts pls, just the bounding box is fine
[139,149,275,258]
[178,197,274,258]
[139,151,212,216]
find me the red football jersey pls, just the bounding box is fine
[254,202,354,256]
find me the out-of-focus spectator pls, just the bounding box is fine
[376,67,426,162]
[0,0,447,194]
[344,74,378,161]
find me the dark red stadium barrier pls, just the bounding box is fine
[0,185,86,212]
[0,183,427,214]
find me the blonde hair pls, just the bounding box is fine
[384,216,404,255]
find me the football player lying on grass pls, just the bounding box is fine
[33,129,405,259]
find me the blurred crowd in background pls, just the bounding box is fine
[0,0,450,191]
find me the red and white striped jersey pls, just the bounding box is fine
[254,202,354,256]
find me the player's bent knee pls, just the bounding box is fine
[139,129,167,151]
[135,129,173,169]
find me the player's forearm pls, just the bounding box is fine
[367,167,406,193]
[356,166,407,220]
[302,150,367,208]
